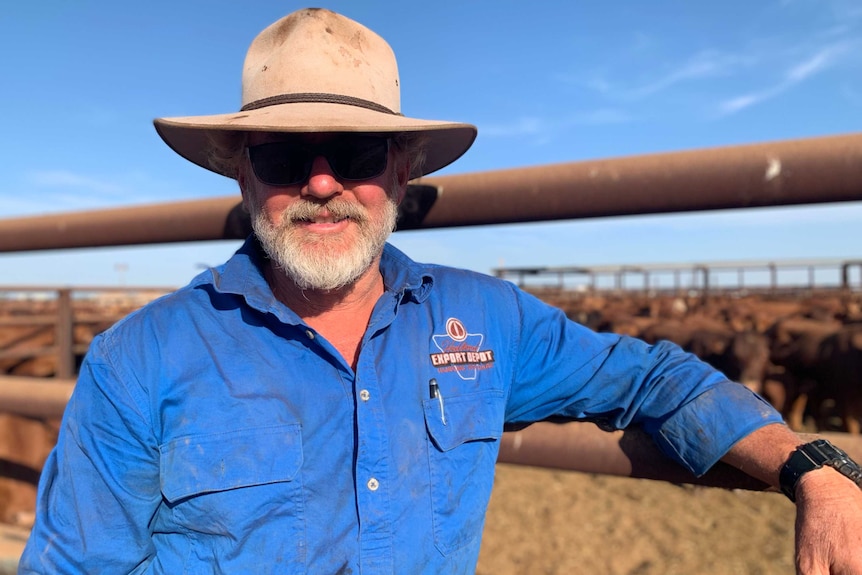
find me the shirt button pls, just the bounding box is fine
[367,478,379,491]
[305,330,315,340]
[359,389,370,402]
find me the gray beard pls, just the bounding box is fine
[250,196,398,291]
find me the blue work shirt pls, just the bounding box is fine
[20,239,781,574]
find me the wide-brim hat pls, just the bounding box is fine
[154,8,477,180]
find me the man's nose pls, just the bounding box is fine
[302,156,342,199]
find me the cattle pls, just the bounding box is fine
[640,318,772,399]
[806,326,862,434]
[551,293,862,430]
[768,318,862,433]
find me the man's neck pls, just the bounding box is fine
[264,259,385,370]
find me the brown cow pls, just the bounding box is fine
[641,318,772,399]
[769,319,862,433]
[809,326,862,434]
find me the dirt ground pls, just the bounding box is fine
[477,464,797,575]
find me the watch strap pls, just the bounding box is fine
[779,439,862,502]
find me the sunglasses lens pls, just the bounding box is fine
[329,137,390,180]
[248,136,390,186]
[248,143,310,186]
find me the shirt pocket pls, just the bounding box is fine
[423,389,504,556]
[159,424,306,566]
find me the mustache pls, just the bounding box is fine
[283,198,368,224]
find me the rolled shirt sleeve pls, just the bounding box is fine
[504,286,783,476]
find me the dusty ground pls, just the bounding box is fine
[477,464,796,575]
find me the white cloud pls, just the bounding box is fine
[719,93,768,115]
[479,109,630,142]
[2,170,145,217]
[3,167,214,218]
[717,41,853,115]
[786,43,847,81]
[565,50,745,103]
[481,116,545,137]
[24,170,128,196]
[570,109,631,125]
[563,11,861,120]
[628,51,741,99]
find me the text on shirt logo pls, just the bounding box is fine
[430,317,496,380]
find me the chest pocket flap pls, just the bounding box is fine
[160,423,302,503]
[423,389,504,451]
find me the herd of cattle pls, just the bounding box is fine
[538,288,862,435]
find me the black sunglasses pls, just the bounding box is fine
[247,136,391,186]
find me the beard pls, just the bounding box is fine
[249,194,398,292]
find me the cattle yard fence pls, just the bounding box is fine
[494,258,862,294]
[0,285,172,380]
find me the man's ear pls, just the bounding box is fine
[237,164,251,212]
[394,161,411,204]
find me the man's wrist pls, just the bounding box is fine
[779,439,862,502]
[796,465,852,496]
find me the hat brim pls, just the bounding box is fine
[154,102,477,180]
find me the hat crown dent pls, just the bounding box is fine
[241,8,401,114]
[153,8,477,180]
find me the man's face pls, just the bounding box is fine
[240,133,407,291]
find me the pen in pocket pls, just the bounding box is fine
[429,378,447,425]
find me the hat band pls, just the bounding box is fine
[240,92,403,116]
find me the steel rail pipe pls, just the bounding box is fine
[1,132,861,252]
[414,131,862,228]
[3,378,861,492]
[498,421,862,491]
[0,376,74,419]
[0,197,247,253]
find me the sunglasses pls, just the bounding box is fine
[247,136,391,186]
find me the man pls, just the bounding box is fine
[20,8,862,574]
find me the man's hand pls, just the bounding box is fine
[722,424,862,575]
[794,466,862,574]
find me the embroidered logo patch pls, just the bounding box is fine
[430,317,496,380]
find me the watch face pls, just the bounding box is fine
[803,439,847,464]
[780,440,862,502]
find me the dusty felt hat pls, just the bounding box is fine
[153,8,477,180]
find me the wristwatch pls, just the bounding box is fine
[779,439,862,502]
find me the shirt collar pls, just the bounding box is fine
[208,236,289,317]
[379,243,435,303]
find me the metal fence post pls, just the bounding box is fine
[55,288,74,379]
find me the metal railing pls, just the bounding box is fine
[2,132,862,252]
[493,258,862,294]
[0,286,172,379]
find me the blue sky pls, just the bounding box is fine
[2,0,861,287]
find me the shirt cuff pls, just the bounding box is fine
[655,382,785,476]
